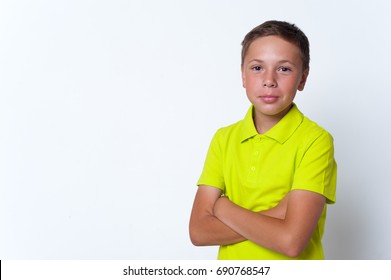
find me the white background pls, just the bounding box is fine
[1,0,390,259]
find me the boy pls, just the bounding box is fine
[189,20,337,260]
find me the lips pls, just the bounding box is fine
[260,95,279,103]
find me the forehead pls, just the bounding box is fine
[245,35,302,63]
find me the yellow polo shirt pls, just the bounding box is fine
[197,104,337,259]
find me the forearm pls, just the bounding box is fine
[214,193,325,258]
[214,198,288,254]
[189,185,246,246]
[191,195,286,247]
[189,211,246,246]
[259,204,287,219]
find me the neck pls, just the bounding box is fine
[253,104,292,134]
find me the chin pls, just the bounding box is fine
[255,105,291,117]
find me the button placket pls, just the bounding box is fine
[247,136,263,182]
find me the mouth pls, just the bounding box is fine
[259,95,279,104]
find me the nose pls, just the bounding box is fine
[263,71,277,88]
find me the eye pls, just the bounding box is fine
[278,66,291,72]
[251,66,262,71]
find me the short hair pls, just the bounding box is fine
[241,20,310,70]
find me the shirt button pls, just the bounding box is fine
[251,166,256,171]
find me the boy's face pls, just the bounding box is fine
[241,35,309,124]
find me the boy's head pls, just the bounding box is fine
[241,20,310,71]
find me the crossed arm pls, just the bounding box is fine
[189,185,326,258]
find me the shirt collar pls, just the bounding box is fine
[240,103,304,144]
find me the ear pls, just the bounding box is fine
[241,65,246,88]
[297,68,309,91]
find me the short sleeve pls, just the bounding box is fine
[292,131,337,204]
[197,129,225,191]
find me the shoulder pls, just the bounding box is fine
[291,116,336,170]
[213,106,256,143]
[298,116,334,147]
[214,119,243,139]
[207,121,242,154]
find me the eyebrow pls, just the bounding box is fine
[248,59,297,66]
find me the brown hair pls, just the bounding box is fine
[241,20,310,70]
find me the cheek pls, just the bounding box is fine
[241,73,248,88]
[281,77,300,89]
[243,75,258,89]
